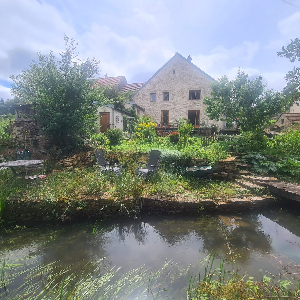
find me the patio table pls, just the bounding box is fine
[0,160,44,176]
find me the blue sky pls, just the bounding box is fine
[1,0,300,100]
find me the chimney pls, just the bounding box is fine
[105,73,108,78]
[187,55,192,63]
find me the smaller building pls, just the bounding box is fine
[275,113,300,131]
[96,75,145,131]
[96,105,135,133]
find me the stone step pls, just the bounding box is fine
[240,175,300,201]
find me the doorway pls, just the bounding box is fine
[100,112,110,132]
[188,110,200,128]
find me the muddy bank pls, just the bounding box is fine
[2,194,277,224]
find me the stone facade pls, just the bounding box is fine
[132,53,224,129]
[274,113,300,131]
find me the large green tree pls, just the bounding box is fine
[10,36,108,151]
[278,38,300,105]
[203,70,290,132]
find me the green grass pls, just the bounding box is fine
[0,167,246,205]
[1,253,299,299]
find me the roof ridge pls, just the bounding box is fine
[131,52,215,99]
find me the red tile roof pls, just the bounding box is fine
[96,76,126,86]
[96,76,144,93]
[119,83,144,93]
[283,113,300,122]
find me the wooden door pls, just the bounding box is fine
[100,112,110,132]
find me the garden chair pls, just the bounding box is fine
[95,149,122,175]
[136,150,161,178]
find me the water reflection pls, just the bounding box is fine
[1,207,300,298]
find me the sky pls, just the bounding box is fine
[1,0,300,100]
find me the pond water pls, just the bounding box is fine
[1,201,300,299]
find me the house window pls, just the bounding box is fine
[161,110,169,126]
[163,92,169,101]
[150,93,156,102]
[189,90,201,100]
[188,110,200,128]
[281,119,284,124]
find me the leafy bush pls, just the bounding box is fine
[178,118,194,137]
[136,117,157,142]
[231,131,268,153]
[267,130,300,157]
[169,131,179,144]
[159,149,192,173]
[105,129,124,146]
[242,153,278,174]
[182,141,228,163]
[0,114,13,146]
[90,133,108,147]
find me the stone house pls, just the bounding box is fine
[275,113,300,131]
[289,101,300,113]
[131,53,224,129]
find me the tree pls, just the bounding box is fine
[203,70,290,132]
[10,36,109,151]
[278,38,300,104]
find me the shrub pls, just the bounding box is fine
[159,149,193,173]
[105,129,124,146]
[90,133,108,147]
[178,118,194,138]
[232,131,268,153]
[0,114,13,147]
[169,131,179,144]
[136,118,157,142]
[267,130,300,157]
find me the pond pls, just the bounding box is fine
[1,201,300,299]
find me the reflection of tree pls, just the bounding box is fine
[37,223,112,287]
[147,214,272,264]
[116,220,148,245]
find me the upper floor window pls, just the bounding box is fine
[150,93,156,102]
[189,90,201,100]
[163,92,169,101]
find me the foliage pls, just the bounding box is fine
[242,153,278,174]
[278,38,300,104]
[0,98,20,115]
[231,131,268,153]
[105,128,124,146]
[114,172,144,200]
[89,132,108,147]
[159,149,192,173]
[10,36,109,152]
[267,130,300,157]
[242,152,300,180]
[190,273,299,299]
[136,116,157,142]
[169,131,180,144]
[0,114,13,146]
[178,118,194,137]
[182,140,228,163]
[204,70,290,132]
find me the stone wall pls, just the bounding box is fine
[132,54,224,129]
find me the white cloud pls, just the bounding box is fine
[81,24,174,81]
[278,12,300,39]
[192,42,260,79]
[0,86,12,101]
[0,0,76,80]
[265,12,300,50]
